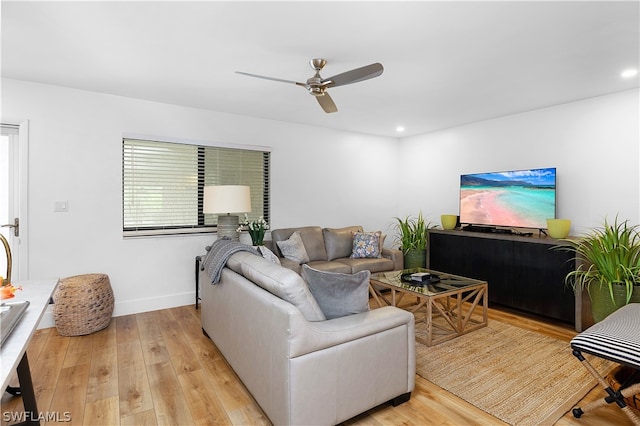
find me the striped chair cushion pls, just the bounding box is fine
[570,303,640,368]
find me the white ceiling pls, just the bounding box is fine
[2,1,639,138]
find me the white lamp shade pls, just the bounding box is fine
[203,185,251,214]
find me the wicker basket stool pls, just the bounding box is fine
[53,273,114,336]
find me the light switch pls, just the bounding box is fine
[54,201,69,212]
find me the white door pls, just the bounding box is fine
[1,122,28,284]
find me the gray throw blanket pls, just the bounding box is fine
[201,237,259,284]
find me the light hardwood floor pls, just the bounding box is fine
[0,304,633,425]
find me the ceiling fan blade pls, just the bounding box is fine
[323,63,384,88]
[235,71,305,86]
[316,93,338,113]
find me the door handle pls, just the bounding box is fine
[1,218,19,237]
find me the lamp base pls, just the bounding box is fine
[217,215,240,241]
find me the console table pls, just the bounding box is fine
[195,255,202,308]
[428,230,581,329]
[1,280,58,425]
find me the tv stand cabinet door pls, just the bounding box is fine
[510,241,575,322]
[428,230,575,325]
[428,232,515,307]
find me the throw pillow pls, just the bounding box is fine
[276,231,310,264]
[301,265,370,320]
[323,226,363,260]
[350,231,382,259]
[256,246,281,265]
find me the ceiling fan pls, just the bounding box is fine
[235,59,384,113]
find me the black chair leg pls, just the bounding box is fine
[5,386,21,397]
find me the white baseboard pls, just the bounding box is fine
[38,307,56,329]
[37,291,197,330]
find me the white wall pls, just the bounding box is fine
[1,78,400,325]
[399,89,640,234]
[2,79,638,327]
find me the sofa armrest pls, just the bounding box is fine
[289,306,414,358]
[382,247,404,270]
[278,257,302,274]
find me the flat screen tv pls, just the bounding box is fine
[459,167,556,230]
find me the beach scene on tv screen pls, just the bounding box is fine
[460,168,556,229]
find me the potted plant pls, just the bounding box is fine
[558,216,640,322]
[237,214,269,246]
[394,212,433,269]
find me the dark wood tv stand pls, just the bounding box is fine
[428,229,587,331]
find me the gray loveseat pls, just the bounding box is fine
[266,225,403,274]
[200,250,415,426]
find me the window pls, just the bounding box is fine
[123,137,270,236]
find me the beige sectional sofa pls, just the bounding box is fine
[200,250,415,426]
[267,225,403,274]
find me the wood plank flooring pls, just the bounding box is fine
[0,304,633,425]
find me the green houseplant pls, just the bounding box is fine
[394,212,433,269]
[237,214,269,246]
[559,217,640,322]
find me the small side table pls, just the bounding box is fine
[195,255,202,309]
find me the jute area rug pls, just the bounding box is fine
[415,319,613,425]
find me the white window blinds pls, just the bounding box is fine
[123,138,270,236]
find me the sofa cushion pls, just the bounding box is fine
[350,231,383,258]
[301,265,370,320]
[271,226,328,261]
[233,252,326,322]
[307,260,353,274]
[335,257,396,274]
[276,231,310,264]
[323,226,363,261]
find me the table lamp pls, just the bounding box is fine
[204,185,251,241]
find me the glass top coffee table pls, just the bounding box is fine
[369,268,488,346]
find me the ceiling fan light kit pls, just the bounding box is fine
[236,58,384,113]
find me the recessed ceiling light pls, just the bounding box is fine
[396,126,405,133]
[621,69,638,78]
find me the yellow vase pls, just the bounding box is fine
[441,214,458,230]
[546,219,571,239]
